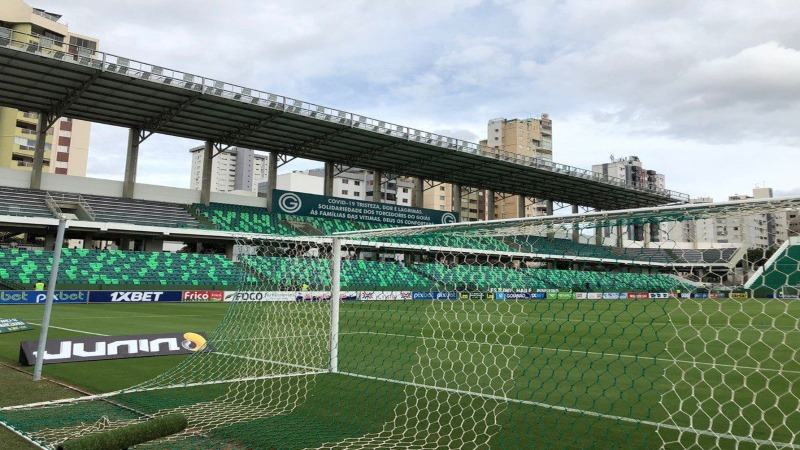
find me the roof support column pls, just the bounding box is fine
[412,177,424,208]
[616,224,624,248]
[486,190,495,221]
[572,204,580,243]
[200,140,213,206]
[452,184,462,216]
[517,196,526,218]
[324,162,334,197]
[265,152,278,211]
[546,200,555,238]
[595,208,603,245]
[30,113,49,190]
[122,127,141,199]
[643,223,652,246]
[373,170,382,202]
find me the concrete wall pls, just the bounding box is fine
[277,171,324,195]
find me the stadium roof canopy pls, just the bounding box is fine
[0,28,688,210]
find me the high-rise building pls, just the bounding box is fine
[666,188,797,249]
[592,156,666,191]
[189,146,269,195]
[482,114,553,219]
[423,115,552,221]
[424,184,486,221]
[592,156,669,241]
[0,0,97,176]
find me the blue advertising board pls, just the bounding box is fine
[495,292,546,300]
[411,291,459,300]
[89,291,183,303]
[0,291,88,305]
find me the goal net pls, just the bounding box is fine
[0,197,798,449]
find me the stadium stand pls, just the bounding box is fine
[0,186,201,228]
[615,247,676,264]
[0,248,245,289]
[0,186,54,217]
[415,263,683,292]
[193,203,305,235]
[748,245,800,291]
[670,248,738,264]
[239,256,681,292]
[509,235,621,260]
[239,257,432,290]
[79,194,201,228]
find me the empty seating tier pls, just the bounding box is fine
[0,186,54,218]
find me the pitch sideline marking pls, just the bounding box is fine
[345,331,800,375]
[26,322,108,337]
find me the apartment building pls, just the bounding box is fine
[0,0,97,176]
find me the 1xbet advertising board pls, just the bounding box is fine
[89,291,182,303]
[19,332,213,365]
[0,291,88,305]
[272,189,458,226]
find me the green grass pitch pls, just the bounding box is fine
[0,299,797,449]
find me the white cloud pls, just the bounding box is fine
[24,0,800,201]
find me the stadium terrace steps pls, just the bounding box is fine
[76,194,201,228]
[670,248,737,264]
[239,256,683,292]
[414,263,683,292]
[0,248,248,289]
[0,246,688,292]
[0,186,55,218]
[0,186,201,228]
[239,256,435,290]
[193,203,303,235]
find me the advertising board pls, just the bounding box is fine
[89,291,182,303]
[19,332,212,365]
[0,291,88,305]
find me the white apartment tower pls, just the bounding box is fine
[189,146,269,195]
[476,114,553,219]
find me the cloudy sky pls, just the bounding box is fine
[31,0,800,202]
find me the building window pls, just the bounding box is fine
[342,179,348,184]
[402,198,408,203]
[439,186,445,191]
[439,206,445,210]
[354,181,361,186]
[354,192,360,197]
[402,188,408,193]
[439,196,445,201]
[342,190,348,195]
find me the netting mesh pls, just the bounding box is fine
[0,199,798,449]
